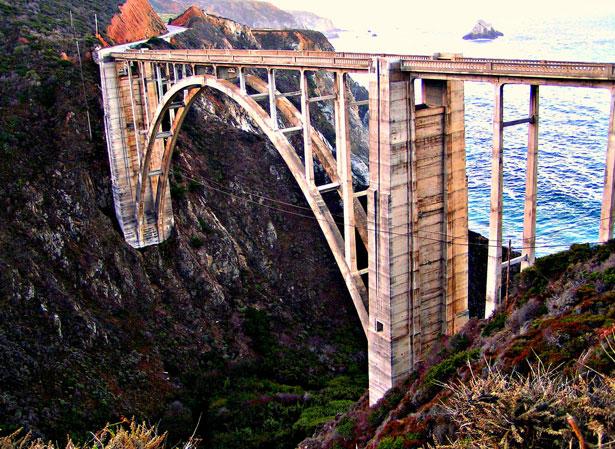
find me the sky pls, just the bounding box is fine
[264,0,615,29]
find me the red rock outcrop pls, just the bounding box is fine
[106,0,168,45]
[169,5,207,27]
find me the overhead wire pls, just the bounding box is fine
[173,166,605,251]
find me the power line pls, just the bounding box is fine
[70,10,93,141]
[175,155,610,244]
[175,166,598,248]
[174,166,601,251]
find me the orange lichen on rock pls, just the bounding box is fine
[106,0,168,45]
[169,5,207,27]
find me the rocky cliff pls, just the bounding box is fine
[153,0,338,35]
[107,0,168,44]
[0,2,366,449]
[287,10,338,37]
[168,4,207,27]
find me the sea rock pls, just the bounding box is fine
[462,19,503,40]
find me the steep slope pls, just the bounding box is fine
[300,242,615,448]
[0,2,366,449]
[107,0,168,44]
[168,4,207,27]
[153,0,338,35]
[288,10,337,36]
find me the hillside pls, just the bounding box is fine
[300,242,615,448]
[151,0,339,35]
[0,2,366,448]
[3,1,612,449]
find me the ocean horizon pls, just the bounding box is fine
[330,14,615,255]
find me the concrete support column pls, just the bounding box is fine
[300,70,314,182]
[239,67,246,94]
[268,69,278,129]
[126,61,142,169]
[485,83,505,317]
[139,62,151,132]
[155,64,164,103]
[600,88,615,243]
[368,59,414,405]
[521,85,540,269]
[335,72,357,271]
[443,80,469,333]
[418,79,468,344]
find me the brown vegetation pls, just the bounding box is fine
[0,419,197,449]
[301,242,615,449]
[434,341,615,448]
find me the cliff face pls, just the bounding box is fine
[0,2,366,449]
[168,4,207,27]
[106,0,168,44]
[153,0,338,35]
[288,10,338,36]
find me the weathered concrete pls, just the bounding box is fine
[98,48,615,406]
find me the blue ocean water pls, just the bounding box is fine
[331,14,615,255]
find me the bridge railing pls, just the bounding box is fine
[110,49,615,82]
[400,57,615,80]
[112,49,375,71]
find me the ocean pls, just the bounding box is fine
[330,13,615,255]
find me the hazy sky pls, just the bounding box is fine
[265,0,615,28]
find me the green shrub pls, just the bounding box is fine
[243,308,274,353]
[189,236,204,248]
[424,349,480,386]
[198,217,215,234]
[336,416,355,440]
[188,179,201,192]
[481,312,506,337]
[293,400,354,433]
[170,182,186,199]
[377,436,405,449]
[448,333,470,353]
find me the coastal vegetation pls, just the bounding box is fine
[303,241,615,448]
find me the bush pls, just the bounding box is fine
[0,419,198,449]
[481,312,506,337]
[377,436,405,449]
[433,349,615,449]
[336,416,355,440]
[423,349,480,387]
[197,217,215,234]
[189,236,204,248]
[293,400,354,433]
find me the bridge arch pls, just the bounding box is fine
[136,74,369,332]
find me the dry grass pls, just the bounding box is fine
[0,419,200,449]
[429,335,615,449]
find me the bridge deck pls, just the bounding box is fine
[111,49,615,87]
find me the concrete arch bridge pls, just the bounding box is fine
[97,48,615,404]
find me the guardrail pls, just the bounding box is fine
[110,49,615,82]
[400,57,615,81]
